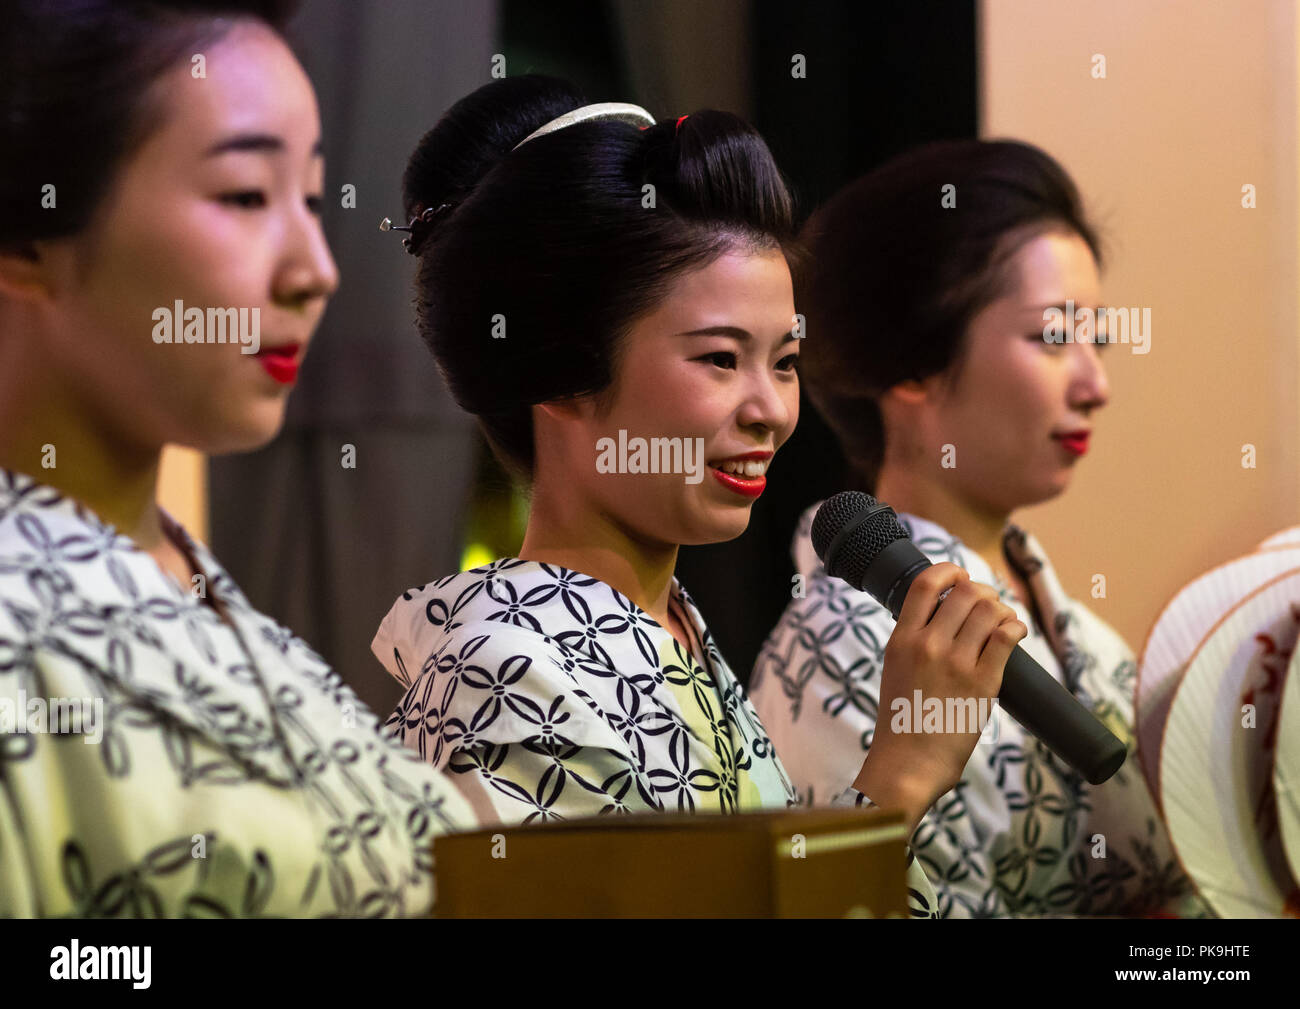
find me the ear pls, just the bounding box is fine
[535,395,592,423]
[0,242,53,303]
[881,377,930,408]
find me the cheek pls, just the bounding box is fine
[978,349,1060,424]
[619,358,719,431]
[64,211,275,433]
[779,383,800,444]
[93,194,273,319]
[85,203,271,367]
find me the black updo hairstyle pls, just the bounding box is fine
[795,139,1103,493]
[0,0,299,248]
[402,75,799,479]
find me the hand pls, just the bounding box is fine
[852,563,1027,833]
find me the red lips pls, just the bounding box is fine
[711,469,766,498]
[1054,431,1090,456]
[707,450,773,499]
[256,345,301,385]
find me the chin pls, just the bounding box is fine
[202,405,288,455]
[1022,475,1071,508]
[681,511,752,546]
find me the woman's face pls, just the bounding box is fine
[32,19,337,456]
[912,229,1110,513]
[556,245,800,548]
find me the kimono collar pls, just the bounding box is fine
[0,467,304,785]
[791,501,1012,590]
[791,500,1133,710]
[374,557,700,689]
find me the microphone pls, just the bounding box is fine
[812,491,1126,785]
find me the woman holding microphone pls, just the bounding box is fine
[374,75,1028,916]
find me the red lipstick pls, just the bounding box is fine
[1054,431,1090,456]
[708,450,772,499]
[257,345,301,385]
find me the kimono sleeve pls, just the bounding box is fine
[1061,608,1212,917]
[384,621,666,823]
[0,623,45,915]
[0,735,40,915]
[827,785,939,919]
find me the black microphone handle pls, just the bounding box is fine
[999,647,1127,785]
[840,537,1126,785]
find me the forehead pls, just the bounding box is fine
[150,20,319,152]
[1004,230,1100,303]
[654,247,793,324]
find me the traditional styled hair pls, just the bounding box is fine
[795,138,1102,492]
[402,74,799,478]
[0,0,299,247]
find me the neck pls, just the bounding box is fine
[519,475,679,627]
[872,462,1012,579]
[0,347,165,549]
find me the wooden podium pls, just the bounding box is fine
[433,806,910,918]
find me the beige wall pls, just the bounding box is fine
[979,0,1300,651]
[159,446,207,543]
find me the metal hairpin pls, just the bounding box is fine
[379,202,455,253]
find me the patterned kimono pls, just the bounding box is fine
[0,469,475,917]
[748,504,1210,918]
[376,557,939,916]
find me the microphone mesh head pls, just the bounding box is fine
[811,491,908,579]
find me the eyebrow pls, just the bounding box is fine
[1032,302,1107,316]
[205,133,324,157]
[678,325,800,345]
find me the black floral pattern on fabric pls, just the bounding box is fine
[376,557,940,917]
[749,502,1210,919]
[0,469,474,917]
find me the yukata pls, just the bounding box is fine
[0,469,474,917]
[748,503,1210,918]
[376,557,939,916]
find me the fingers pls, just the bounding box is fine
[975,616,1027,693]
[947,589,1016,669]
[873,563,1029,806]
[895,563,969,632]
[927,577,999,644]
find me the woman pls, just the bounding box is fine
[374,76,1029,917]
[747,139,1206,918]
[0,0,474,916]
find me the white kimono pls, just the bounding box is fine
[748,504,1211,918]
[375,557,940,916]
[0,469,475,917]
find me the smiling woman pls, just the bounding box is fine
[0,0,476,916]
[374,75,1032,918]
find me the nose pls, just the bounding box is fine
[274,200,339,309]
[1071,339,1110,414]
[736,367,796,438]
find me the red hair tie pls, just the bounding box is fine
[638,114,690,133]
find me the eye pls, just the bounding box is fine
[306,194,324,215]
[219,190,267,209]
[776,353,800,373]
[697,351,737,370]
[1030,332,1064,351]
